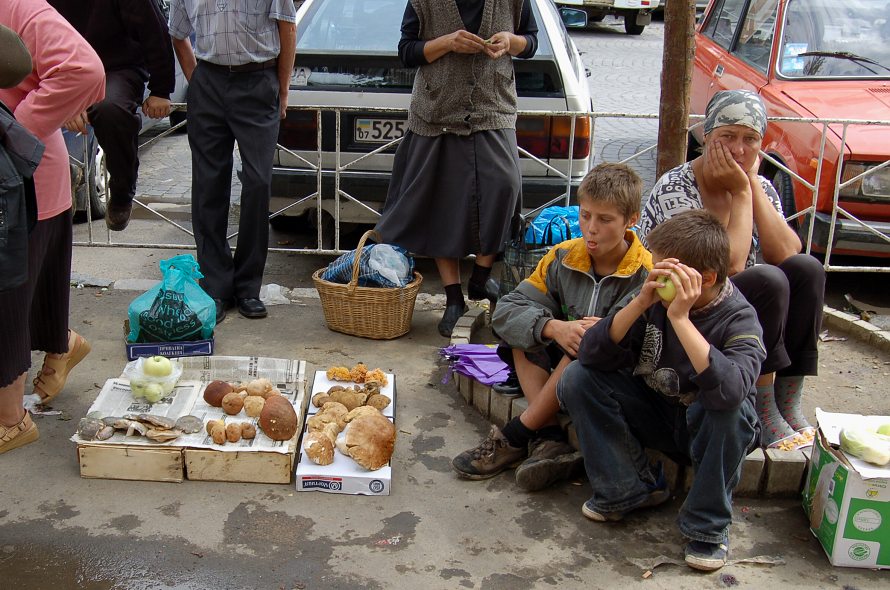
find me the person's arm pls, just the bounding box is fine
[423,30,486,63]
[705,140,755,275]
[397,4,427,67]
[12,7,105,140]
[276,19,296,120]
[663,262,711,374]
[171,37,196,81]
[751,176,802,264]
[121,0,175,100]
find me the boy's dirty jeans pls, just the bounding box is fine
[558,362,758,544]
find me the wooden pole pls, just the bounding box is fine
[656,0,697,178]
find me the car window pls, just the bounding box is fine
[297,0,404,53]
[778,0,890,78]
[538,0,581,76]
[732,0,778,73]
[701,0,747,50]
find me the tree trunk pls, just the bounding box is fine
[656,0,697,179]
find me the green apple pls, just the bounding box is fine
[143,355,173,377]
[877,423,890,437]
[655,275,677,303]
[142,382,165,404]
[130,380,149,398]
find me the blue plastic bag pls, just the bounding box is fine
[126,254,216,343]
[322,243,414,288]
[524,206,581,245]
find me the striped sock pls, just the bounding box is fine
[756,383,797,447]
[775,375,812,431]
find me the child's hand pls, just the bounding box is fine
[483,32,511,59]
[637,259,679,309]
[663,262,702,321]
[548,317,598,357]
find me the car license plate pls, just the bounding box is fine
[354,118,406,143]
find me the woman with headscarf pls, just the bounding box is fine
[637,89,826,450]
[375,0,538,337]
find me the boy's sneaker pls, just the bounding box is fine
[684,540,729,571]
[452,426,527,480]
[581,475,671,522]
[515,439,583,491]
[492,371,521,395]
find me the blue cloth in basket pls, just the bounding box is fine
[322,243,414,288]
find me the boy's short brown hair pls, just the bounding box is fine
[577,163,642,222]
[646,209,730,285]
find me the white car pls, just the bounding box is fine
[269,0,593,241]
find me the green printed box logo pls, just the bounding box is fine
[848,543,871,561]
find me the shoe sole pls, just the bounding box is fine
[0,426,39,455]
[515,452,583,492]
[685,555,727,572]
[581,487,671,523]
[452,457,525,481]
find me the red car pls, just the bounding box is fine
[690,0,890,257]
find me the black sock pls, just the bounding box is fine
[444,283,464,308]
[468,263,492,288]
[535,425,566,442]
[501,416,535,449]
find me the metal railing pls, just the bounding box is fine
[72,104,890,272]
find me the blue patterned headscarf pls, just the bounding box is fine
[704,90,767,137]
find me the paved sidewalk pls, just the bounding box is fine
[1,270,888,589]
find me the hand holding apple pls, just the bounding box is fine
[655,275,677,303]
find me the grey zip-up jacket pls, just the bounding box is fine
[492,231,652,351]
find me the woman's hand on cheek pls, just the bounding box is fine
[708,140,750,196]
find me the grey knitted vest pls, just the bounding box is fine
[407,0,523,136]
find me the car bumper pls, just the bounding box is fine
[805,211,890,256]
[269,167,580,218]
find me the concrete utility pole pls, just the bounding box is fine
[656,0,697,178]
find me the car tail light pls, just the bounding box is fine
[516,115,591,160]
[551,116,591,160]
[278,110,318,150]
[840,162,890,201]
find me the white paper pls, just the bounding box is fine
[816,407,890,479]
[308,370,395,417]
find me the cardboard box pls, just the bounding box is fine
[308,370,395,419]
[123,320,213,361]
[75,356,306,484]
[802,409,890,569]
[295,417,393,496]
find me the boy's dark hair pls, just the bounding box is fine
[646,209,730,284]
[577,163,642,222]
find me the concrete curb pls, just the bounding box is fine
[446,304,888,498]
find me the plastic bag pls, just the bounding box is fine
[524,206,581,245]
[126,254,216,343]
[322,243,414,288]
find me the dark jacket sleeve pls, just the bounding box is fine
[515,0,538,59]
[689,307,766,411]
[121,0,175,98]
[577,312,645,372]
[398,4,428,67]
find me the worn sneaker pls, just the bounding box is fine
[452,425,527,480]
[492,370,521,395]
[515,439,583,492]
[581,473,670,522]
[684,540,729,571]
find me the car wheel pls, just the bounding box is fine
[73,148,107,222]
[625,18,645,35]
[169,110,187,132]
[771,169,799,230]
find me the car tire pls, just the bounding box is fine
[771,169,799,230]
[625,18,645,35]
[73,150,107,222]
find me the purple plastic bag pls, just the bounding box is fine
[440,344,510,386]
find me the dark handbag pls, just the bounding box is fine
[499,214,572,297]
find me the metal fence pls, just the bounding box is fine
[72,104,890,272]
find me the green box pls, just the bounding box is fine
[803,430,890,569]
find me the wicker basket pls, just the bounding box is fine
[313,230,423,339]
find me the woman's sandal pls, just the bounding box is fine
[0,411,39,455]
[32,330,91,405]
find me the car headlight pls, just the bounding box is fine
[840,162,890,201]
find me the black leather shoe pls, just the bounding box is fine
[105,200,133,231]
[438,303,469,337]
[237,297,267,319]
[214,298,232,325]
[468,278,501,302]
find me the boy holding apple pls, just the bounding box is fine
[452,163,652,490]
[558,210,765,572]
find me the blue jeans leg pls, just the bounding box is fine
[679,400,758,544]
[558,361,680,513]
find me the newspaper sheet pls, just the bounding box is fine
[71,356,307,454]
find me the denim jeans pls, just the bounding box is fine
[558,361,758,544]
